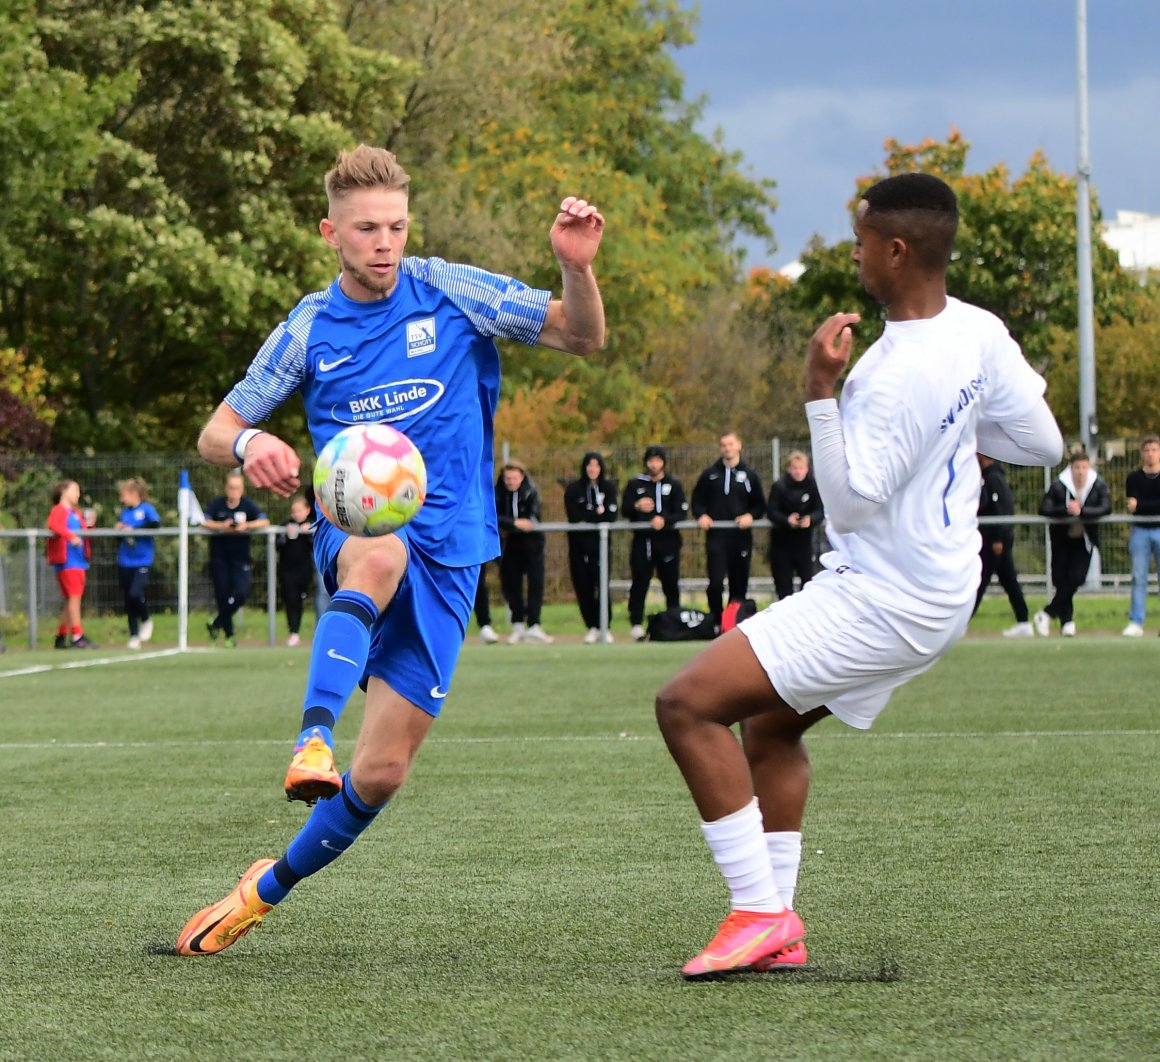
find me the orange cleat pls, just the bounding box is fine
[681,908,805,980]
[176,858,276,956]
[283,728,341,804]
[752,939,809,971]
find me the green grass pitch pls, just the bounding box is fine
[1,635,1157,1059]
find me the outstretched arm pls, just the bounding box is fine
[198,402,302,498]
[976,399,1064,466]
[537,197,605,356]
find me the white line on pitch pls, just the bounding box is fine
[0,729,1158,751]
[0,647,213,679]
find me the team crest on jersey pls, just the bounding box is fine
[406,318,436,358]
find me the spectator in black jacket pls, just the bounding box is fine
[973,455,1032,637]
[496,461,553,644]
[1034,445,1111,637]
[623,445,687,640]
[767,451,824,599]
[563,451,618,643]
[1123,433,1160,637]
[692,431,766,620]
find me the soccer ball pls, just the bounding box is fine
[313,423,427,536]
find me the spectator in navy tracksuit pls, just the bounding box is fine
[622,445,687,640]
[496,461,553,644]
[116,477,161,649]
[691,431,766,620]
[973,455,1032,636]
[767,450,824,599]
[203,470,269,645]
[563,451,618,642]
[1035,446,1111,637]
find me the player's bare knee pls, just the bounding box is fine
[655,676,697,737]
[351,757,409,806]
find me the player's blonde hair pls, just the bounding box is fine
[324,145,410,204]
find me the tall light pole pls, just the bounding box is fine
[1076,0,1098,453]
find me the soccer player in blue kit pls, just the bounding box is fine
[177,145,605,955]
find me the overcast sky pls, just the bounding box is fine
[672,1,1160,271]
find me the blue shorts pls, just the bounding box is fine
[314,518,478,718]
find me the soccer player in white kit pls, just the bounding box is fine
[656,173,1065,980]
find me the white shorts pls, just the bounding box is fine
[738,568,972,729]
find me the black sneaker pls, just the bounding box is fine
[54,634,69,649]
[70,635,96,649]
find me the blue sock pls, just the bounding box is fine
[256,773,386,905]
[296,590,378,749]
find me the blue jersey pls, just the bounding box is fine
[118,502,160,567]
[225,257,551,567]
[58,509,89,571]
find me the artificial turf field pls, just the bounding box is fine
[2,632,1158,1060]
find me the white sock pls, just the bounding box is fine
[765,831,803,910]
[700,797,784,913]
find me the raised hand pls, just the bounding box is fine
[806,312,861,401]
[550,197,605,273]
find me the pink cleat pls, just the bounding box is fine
[752,939,809,971]
[681,908,805,980]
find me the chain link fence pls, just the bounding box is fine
[0,439,1151,648]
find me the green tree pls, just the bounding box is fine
[789,131,1139,376]
[3,0,407,451]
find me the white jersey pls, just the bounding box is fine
[821,296,1046,610]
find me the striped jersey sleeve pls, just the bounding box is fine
[401,257,550,345]
[224,291,327,424]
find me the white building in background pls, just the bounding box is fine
[1101,211,1160,278]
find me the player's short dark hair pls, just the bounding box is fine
[1141,433,1159,449]
[861,173,959,270]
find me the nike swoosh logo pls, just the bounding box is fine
[319,355,353,372]
[430,686,449,699]
[320,839,348,852]
[327,649,357,666]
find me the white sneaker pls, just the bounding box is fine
[583,627,600,644]
[1033,610,1051,638]
[507,623,526,645]
[1122,622,1144,638]
[631,624,646,642]
[523,624,554,644]
[139,618,154,643]
[1061,621,1077,637]
[600,630,615,644]
[1003,622,1034,639]
[479,624,499,644]
[127,636,142,650]
[287,633,301,648]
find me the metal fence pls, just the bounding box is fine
[0,440,1153,648]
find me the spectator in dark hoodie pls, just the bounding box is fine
[1033,444,1111,638]
[496,461,553,644]
[563,451,618,642]
[973,454,1033,637]
[692,431,766,621]
[622,444,687,640]
[767,451,824,599]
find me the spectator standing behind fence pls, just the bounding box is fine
[767,451,824,600]
[563,451,618,643]
[496,462,553,644]
[202,470,269,647]
[47,479,95,649]
[473,566,500,644]
[277,495,316,648]
[623,445,687,641]
[115,477,160,650]
[973,455,1032,638]
[692,432,766,622]
[1122,433,1160,637]
[1034,446,1110,638]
